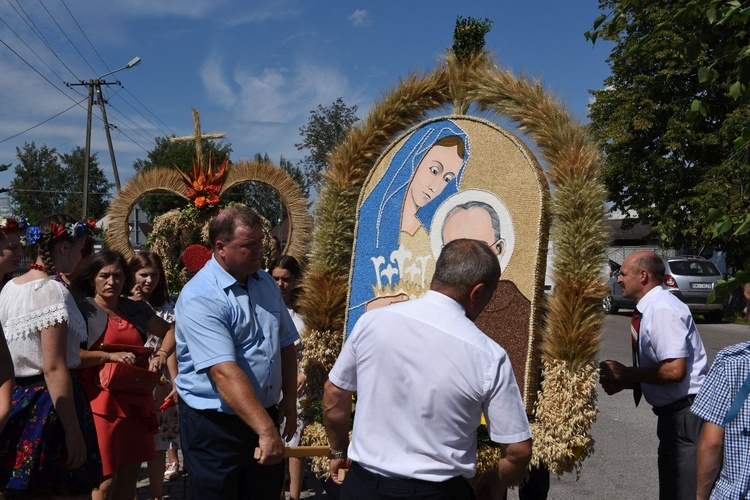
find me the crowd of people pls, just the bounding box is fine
[1,208,750,500]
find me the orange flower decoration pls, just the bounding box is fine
[174,154,228,209]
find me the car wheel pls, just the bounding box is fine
[602,294,618,314]
[704,310,724,323]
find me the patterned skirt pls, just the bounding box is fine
[0,377,103,497]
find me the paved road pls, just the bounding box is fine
[137,313,749,499]
[507,312,748,499]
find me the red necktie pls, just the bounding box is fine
[631,310,642,406]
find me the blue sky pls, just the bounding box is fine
[0,0,614,197]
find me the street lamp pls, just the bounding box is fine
[98,57,141,81]
[67,56,141,217]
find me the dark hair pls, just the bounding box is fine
[69,249,132,299]
[268,255,304,307]
[208,206,263,247]
[128,251,169,307]
[32,213,77,275]
[431,239,500,296]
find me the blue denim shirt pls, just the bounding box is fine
[175,255,298,410]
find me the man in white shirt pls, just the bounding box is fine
[324,239,532,500]
[599,251,707,500]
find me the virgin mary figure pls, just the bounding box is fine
[345,118,470,336]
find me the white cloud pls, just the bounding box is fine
[200,55,237,108]
[235,67,290,124]
[348,9,370,26]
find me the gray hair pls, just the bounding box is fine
[631,252,665,283]
[208,206,263,247]
[431,239,501,296]
[444,200,501,241]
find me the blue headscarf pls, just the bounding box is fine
[345,118,470,336]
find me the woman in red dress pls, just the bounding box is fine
[70,250,175,500]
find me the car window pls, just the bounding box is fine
[667,260,720,276]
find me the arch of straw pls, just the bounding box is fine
[298,52,607,477]
[105,158,312,290]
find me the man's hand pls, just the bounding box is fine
[599,359,632,395]
[256,431,285,465]
[329,457,351,485]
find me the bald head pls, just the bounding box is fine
[618,251,664,302]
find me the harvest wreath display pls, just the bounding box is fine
[105,113,312,292]
[298,49,607,479]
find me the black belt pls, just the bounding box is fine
[16,374,46,387]
[350,462,470,495]
[188,403,279,424]
[652,395,696,416]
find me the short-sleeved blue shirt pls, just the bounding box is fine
[175,255,299,411]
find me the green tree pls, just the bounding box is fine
[587,0,750,268]
[9,142,112,222]
[587,0,750,113]
[59,146,113,220]
[132,137,232,220]
[224,153,309,225]
[295,98,359,190]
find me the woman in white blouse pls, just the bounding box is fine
[0,216,26,434]
[0,214,101,497]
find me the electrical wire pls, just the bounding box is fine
[0,35,86,107]
[121,87,175,137]
[0,97,87,143]
[59,0,110,73]
[37,0,97,76]
[0,13,72,87]
[6,0,79,80]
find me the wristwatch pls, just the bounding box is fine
[327,448,347,460]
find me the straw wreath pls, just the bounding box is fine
[299,51,607,477]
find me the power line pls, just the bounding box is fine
[121,87,175,137]
[107,123,151,154]
[102,86,161,142]
[6,0,79,80]
[0,97,86,144]
[0,35,85,107]
[37,0,97,76]
[0,13,71,87]
[59,0,109,74]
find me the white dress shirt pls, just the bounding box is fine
[636,286,708,407]
[329,290,531,481]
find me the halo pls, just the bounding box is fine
[429,188,515,272]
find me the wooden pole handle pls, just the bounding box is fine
[254,445,330,460]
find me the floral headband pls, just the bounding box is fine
[0,216,29,234]
[22,219,97,247]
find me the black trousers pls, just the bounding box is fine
[179,401,284,500]
[655,403,703,500]
[341,462,475,500]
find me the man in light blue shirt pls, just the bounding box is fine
[175,206,299,499]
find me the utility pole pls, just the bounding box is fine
[66,57,141,218]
